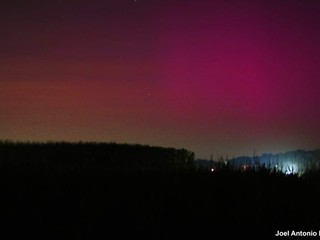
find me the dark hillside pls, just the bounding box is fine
[0,142,319,239]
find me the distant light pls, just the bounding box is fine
[210,168,215,172]
[284,163,298,175]
[275,165,278,168]
[285,170,292,175]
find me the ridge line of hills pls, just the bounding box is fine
[196,149,320,174]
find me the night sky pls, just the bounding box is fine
[1,0,320,158]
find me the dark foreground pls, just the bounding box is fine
[0,143,319,239]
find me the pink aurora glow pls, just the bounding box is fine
[1,0,320,158]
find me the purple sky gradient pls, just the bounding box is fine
[1,0,320,158]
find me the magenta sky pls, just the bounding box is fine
[1,0,320,158]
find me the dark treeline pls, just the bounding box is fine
[0,141,195,174]
[0,141,320,239]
